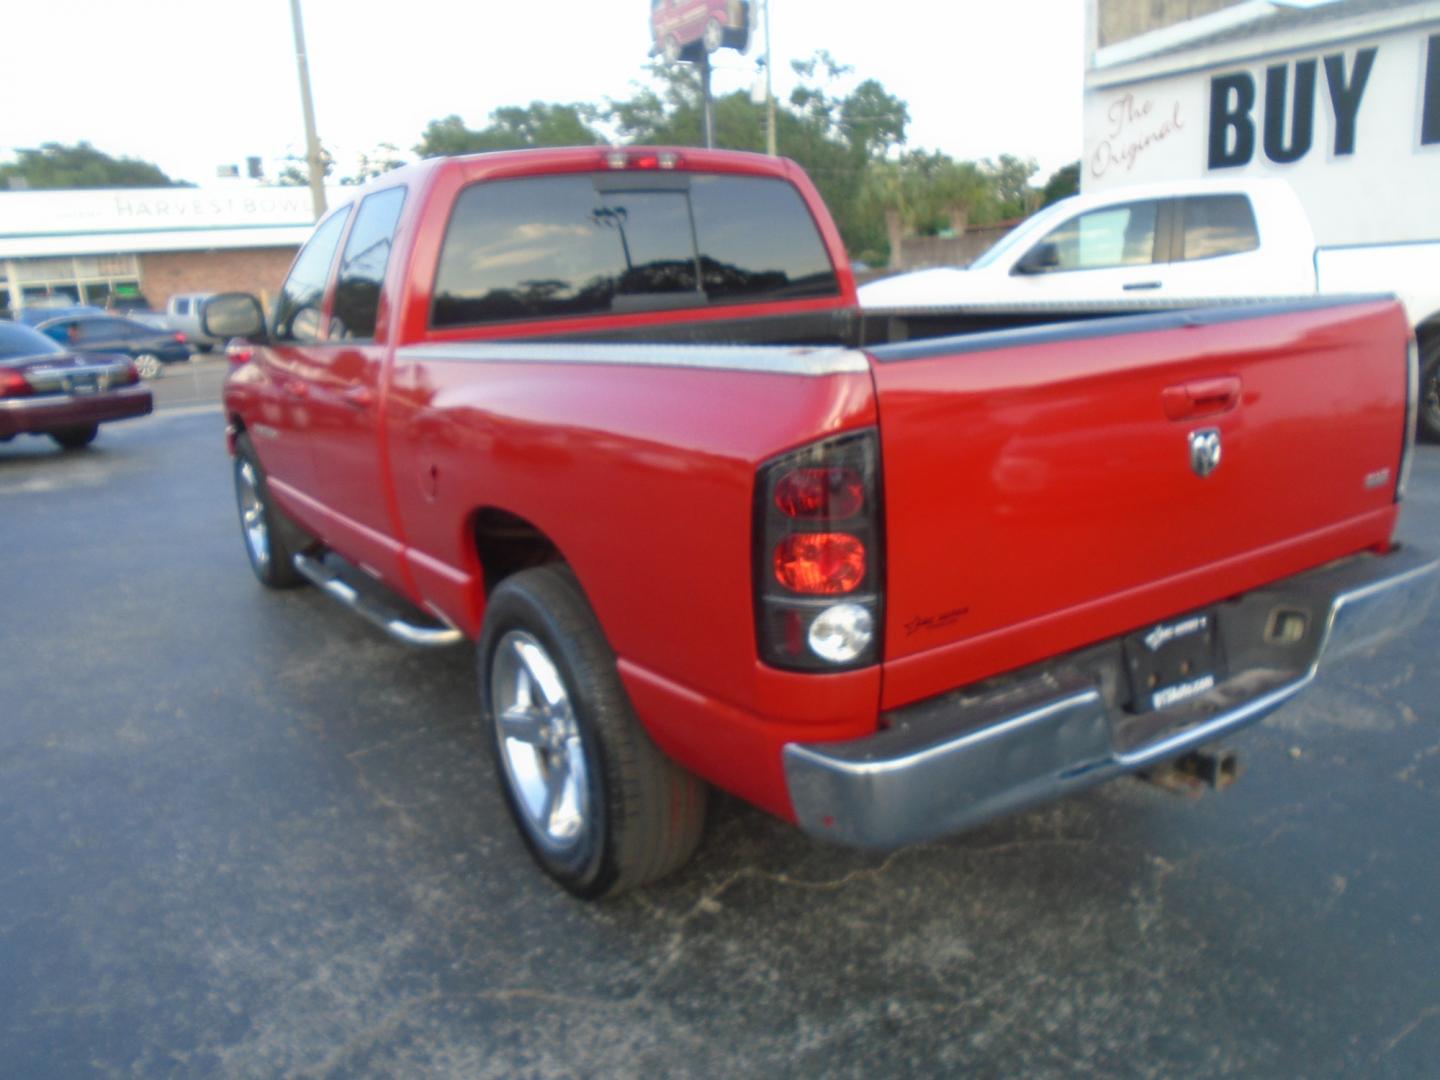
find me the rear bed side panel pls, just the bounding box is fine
[383,354,882,812]
[870,299,1409,711]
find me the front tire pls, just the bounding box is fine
[233,432,307,588]
[479,565,707,899]
[702,16,724,52]
[1419,335,1440,443]
[50,424,98,450]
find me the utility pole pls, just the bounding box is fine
[289,0,327,220]
[764,0,777,156]
[699,51,716,149]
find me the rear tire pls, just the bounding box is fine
[135,353,163,379]
[479,565,707,899]
[50,424,98,450]
[233,432,307,589]
[1419,335,1440,443]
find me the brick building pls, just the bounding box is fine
[0,184,349,319]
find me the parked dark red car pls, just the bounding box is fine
[0,321,152,450]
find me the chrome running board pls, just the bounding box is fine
[292,552,464,648]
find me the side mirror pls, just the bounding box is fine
[1014,241,1060,275]
[201,293,267,341]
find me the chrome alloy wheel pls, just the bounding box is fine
[135,353,163,379]
[491,629,591,854]
[236,459,270,571]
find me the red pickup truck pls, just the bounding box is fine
[207,146,1436,898]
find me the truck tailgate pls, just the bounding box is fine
[869,298,1410,710]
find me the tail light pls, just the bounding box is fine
[754,430,883,671]
[0,369,33,399]
[603,148,683,171]
[174,332,187,344]
[226,340,253,365]
[120,361,141,386]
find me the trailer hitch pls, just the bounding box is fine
[1137,746,1242,797]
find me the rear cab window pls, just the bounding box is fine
[430,172,839,329]
[1178,195,1258,260]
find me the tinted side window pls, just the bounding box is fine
[274,209,351,343]
[173,298,190,316]
[1032,200,1159,272]
[76,319,121,343]
[432,173,837,328]
[1180,195,1258,260]
[332,187,407,340]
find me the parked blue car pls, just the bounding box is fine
[34,314,190,379]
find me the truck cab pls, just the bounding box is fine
[859,178,1318,308]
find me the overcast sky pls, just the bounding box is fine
[2,0,1085,186]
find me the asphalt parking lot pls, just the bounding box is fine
[2,404,1438,1078]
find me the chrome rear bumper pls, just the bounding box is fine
[784,547,1438,849]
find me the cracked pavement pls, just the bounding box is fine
[2,410,1437,1077]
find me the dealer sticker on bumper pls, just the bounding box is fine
[1151,674,1216,710]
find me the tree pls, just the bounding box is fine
[0,141,182,190]
[345,143,407,185]
[983,154,1041,220]
[414,103,602,158]
[275,147,334,187]
[1041,161,1080,206]
[838,80,909,161]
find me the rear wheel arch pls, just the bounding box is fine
[470,507,566,596]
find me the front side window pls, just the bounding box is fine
[74,320,113,344]
[1180,195,1258,260]
[1029,200,1159,272]
[274,208,351,343]
[332,187,408,341]
[431,173,838,328]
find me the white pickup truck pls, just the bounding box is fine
[859,178,1440,439]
